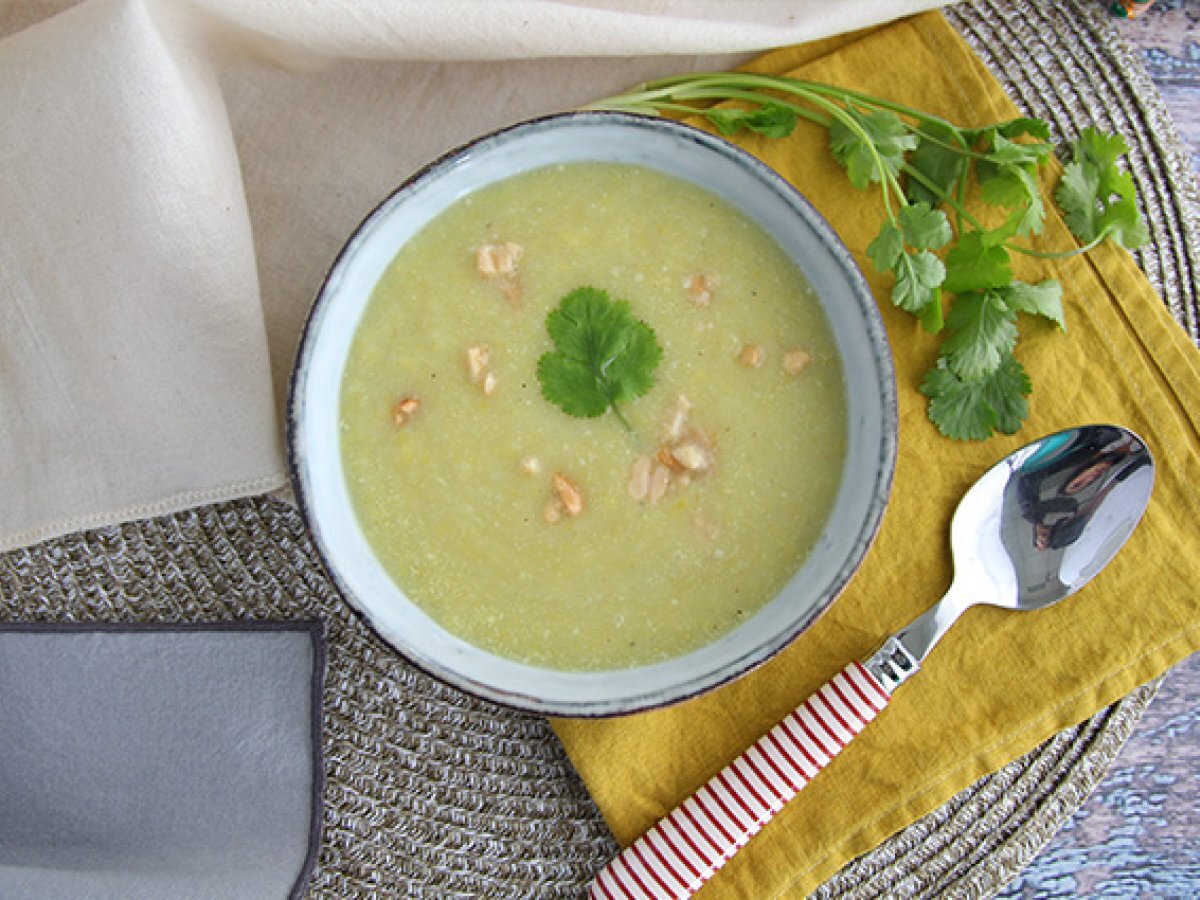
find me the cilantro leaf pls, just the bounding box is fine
[1055,127,1148,248]
[867,221,904,272]
[1056,158,1100,238]
[536,286,662,428]
[964,118,1052,146]
[998,279,1065,329]
[976,135,1048,236]
[537,354,610,418]
[892,250,945,317]
[920,353,1031,441]
[942,291,1017,380]
[706,103,799,139]
[982,355,1033,435]
[1076,128,1131,176]
[829,108,918,190]
[918,293,945,333]
[977,163,1030,209]
[980,165,1045,235]
[603,319,663,404]
[985,133,1051,167]
[996,118,1052,142]
[942,230,1012,293]
[899,201,952,250]
[905,121,968,207]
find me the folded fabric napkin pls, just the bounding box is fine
[0,622,323,900]
[0,0,950,552]
[552,14,1200,898]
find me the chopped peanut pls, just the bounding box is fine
[670,441,713,473]
[466,344,490,382]
[782,348,813,376]
[657,446,683,472]
[683,272,719,307]
[628,399,718,506]
[665,394,692,441]
[391,395,421,427]
[466,343,499,395]
[520,456,542,476]
[475,241,523,277]
[628,455,652,502]
[552,472,584,518]
[648,463,671,504]
[475,242,524,308]
[738,343,764,368]
[543,500,563,524]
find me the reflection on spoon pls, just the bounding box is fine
[1002,424,1153,609]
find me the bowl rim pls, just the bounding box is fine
[287,109,899,717]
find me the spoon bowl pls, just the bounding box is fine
[886,424,1155,680]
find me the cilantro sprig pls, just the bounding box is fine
[536,286,663,430]
[585,74,1146,441]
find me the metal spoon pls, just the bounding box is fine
[590,424,1155,900]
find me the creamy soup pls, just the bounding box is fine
[340,163,846,671]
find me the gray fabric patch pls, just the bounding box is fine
[0,623,323,900]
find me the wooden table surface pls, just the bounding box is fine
[999,3,1199,896]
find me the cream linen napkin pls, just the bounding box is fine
[0,0,952,552]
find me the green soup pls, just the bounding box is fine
[340,162,847,671]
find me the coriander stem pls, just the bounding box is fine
[655,87,829,128]
[608,73,962,135]
[610,402,633,432]
[1008,236,1103,259]
[786,79,961,134]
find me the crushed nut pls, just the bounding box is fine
[665,394,692,441]
[648,463,671,504]
[391,395,421,427]
[520,456,542,476]
[782,348,813,376]
[475,242,524,308]
[475,241,523,277]
[683,272,719,307]
[656,445,683,472]
[466,343,499,395]
[552,472,584,518]
[670,440,713,473]
[738,343,764,368]
[466,344,490,382]
[628,455,652,502]
[629,398,718,505]
[543,500,563,524]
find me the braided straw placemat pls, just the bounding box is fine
[2,0,1196,896]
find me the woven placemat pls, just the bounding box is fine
[2,0,1195,896]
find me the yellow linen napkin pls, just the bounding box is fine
[553,12,1200,898]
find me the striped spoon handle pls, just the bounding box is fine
[588,661,892,900]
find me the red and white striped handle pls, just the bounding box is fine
[589,661,892,900]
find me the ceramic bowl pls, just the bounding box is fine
[288,111,897,717]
